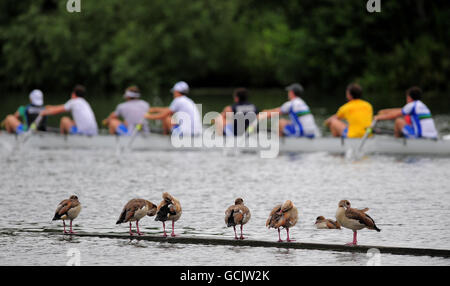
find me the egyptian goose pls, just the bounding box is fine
[52,195,82,234]
[155,192,182,237]
[335,200,381,245]
[116,199,157,236]
[266,200,298,242]
[225,198,251,240]
[315,216,341,229]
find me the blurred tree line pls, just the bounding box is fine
[0,0,449,104]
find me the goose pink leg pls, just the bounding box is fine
[277,228,283,242]
[129,222,134,236]
[136,221,143,236]
[239,224,245,240]
[286,228,295,242]
[171,220,176,237]
[162,222,167,237]
[63,221,68,234]
[346,231,358,246]
[233,226,238,240]
[69,220,76,234]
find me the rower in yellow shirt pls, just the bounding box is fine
[325,83,373,138]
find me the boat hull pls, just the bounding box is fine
[1,132,450,156]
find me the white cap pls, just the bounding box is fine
[124,90,141,98]
[29,89,44,106]
[170,81,189,94]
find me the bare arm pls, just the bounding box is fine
[220,105,233,123]
[145,108,173,120]
[41,105,66,116]
[221,105,232,117]
[324,114,339,126]
[260,107,281,119]
[374,108,402,121]
[148,107,170,113]
[102,111,118,126]
[378,108,401,115]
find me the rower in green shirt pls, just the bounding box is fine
[1,90,47,134]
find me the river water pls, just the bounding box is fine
[1,89,450,265]
[0,146,449,265]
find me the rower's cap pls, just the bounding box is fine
[285,83,304,96]
[29,89,44,106]
[170,81,189,94]
[124,89,141,99]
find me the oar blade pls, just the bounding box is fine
[21,115,44,144]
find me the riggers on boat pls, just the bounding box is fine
[2,132,450,156]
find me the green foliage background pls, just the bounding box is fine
[0,0,449,105]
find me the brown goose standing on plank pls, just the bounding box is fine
[116,199,157,236]
[225,198,251,240]
[155,192,182,237]
[335,200,381,246]
[52,195,82,234]
[266,200,298,242]
[315,216,341,229]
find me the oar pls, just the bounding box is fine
[356,119,377,155]
[126,122,143,151]
[21,114,44,144]
[245,112,269,136]
[246,119,258,136]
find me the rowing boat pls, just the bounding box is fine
[1,132,450,156]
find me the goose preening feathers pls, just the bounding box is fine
[266,200,298,242]
[225,198,251,240]
[116,199,157,236]
[155,192,182,237]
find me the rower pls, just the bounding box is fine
[261,83,318,137]
[40,85,98,136]
[102,86,150,135]
[145,81,202,136]
[1,89,47,134]
[374,86,438,139]
[325,83,373,138]
[215,88,258,136]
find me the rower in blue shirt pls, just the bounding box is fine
[215,88,259,136]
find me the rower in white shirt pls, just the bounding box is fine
[374,86,438,139]
[40,85,98,136]
[102,86,150,135]
[260,83,318,138]
[145,81,202,136]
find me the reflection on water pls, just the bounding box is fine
[335,252,363,264]
[0,147,450,265]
